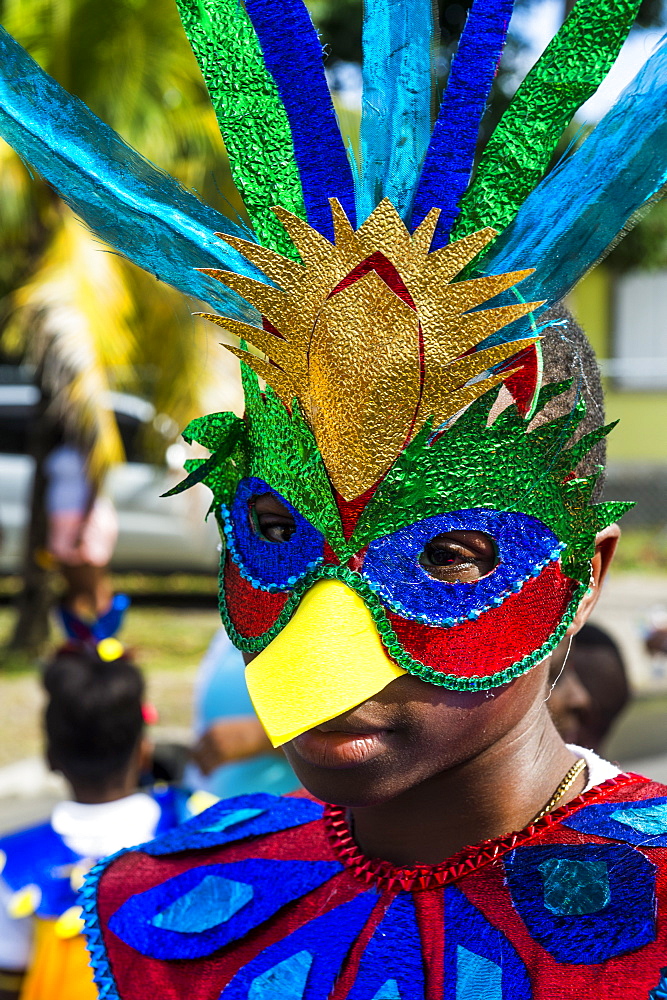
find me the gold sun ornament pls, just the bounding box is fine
[199,199,542,500]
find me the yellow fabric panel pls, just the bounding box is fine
[20,918,96,1000]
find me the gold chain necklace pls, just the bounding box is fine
[530,757,587,824]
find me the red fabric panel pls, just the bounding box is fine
[388,561,577,679]
[414,886,445,1000]
[223,556,288,638]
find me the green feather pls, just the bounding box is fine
[174,0,306,256]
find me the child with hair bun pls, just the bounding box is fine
[0,642,186,1000]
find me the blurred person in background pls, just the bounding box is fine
[44,438,119,627]
[0,642,187,1000]
[548,623,630,754]
[187,628,299,800]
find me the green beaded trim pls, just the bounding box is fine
[218,558,589,692]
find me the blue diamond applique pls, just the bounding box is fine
[200,809,266,834]
[144,794,324,857]
[110,858,342,960]
[220,892,378,1000]
[152,875,253,932]
[612,803,667,836]
[347,895,425,1000]
[505,843,657,964]
[443,884,531,1000]
[563,796,667,846]
[538,858,610,916]
[247,950,313,999]
[456,946,502,1000]
[371,981,401,999]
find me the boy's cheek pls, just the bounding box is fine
[281,665,552,806]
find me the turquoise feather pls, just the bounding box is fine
[358,0,436,223]
[0,25,267,322]
[479,34,667,318]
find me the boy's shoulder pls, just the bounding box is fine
[82,792,345,998]
[550,771,667,843]
[82,778,667,1000]
[130,791,326,859]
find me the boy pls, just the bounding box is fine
[0,644,185,1000]
[1,0,666,995]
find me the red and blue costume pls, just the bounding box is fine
[83,776,667,999]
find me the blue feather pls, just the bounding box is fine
[358,0,435,223]
[244,0,357,238]
[479,33,667,318]
[0,25,266,323]
[412,0,513,246]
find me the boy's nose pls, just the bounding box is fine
[244,579,405,747]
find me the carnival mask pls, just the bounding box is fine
[0,0,648,744]
[174,202,631,746]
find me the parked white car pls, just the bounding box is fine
[0,380,220,574]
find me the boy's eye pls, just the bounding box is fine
[249,493,296,543]
[419,530,497,583]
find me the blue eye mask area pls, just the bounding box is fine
[224,477,324,590]
[361,508,565,626]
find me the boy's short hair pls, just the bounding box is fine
[535,303,606,494]
[43,645,145,788]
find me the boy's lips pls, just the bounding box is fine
[291,719,391,769]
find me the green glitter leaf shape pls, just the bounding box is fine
[349,380,634,581]
[168,363,346,551]
[241,363,346,553]
[163,410,248,509]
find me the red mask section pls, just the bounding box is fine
[387,561,578,680]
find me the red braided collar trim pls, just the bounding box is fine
[323,772,643,892]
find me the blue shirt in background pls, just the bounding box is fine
[186,629,299,799]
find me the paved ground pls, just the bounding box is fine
[590,572,667,695]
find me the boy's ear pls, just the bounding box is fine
[566,523,620,636]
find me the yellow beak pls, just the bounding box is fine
[245,578,406,747]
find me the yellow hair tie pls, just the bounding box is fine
[8,883,41,919]
[96,637,125,662]
[54,905,85,940]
